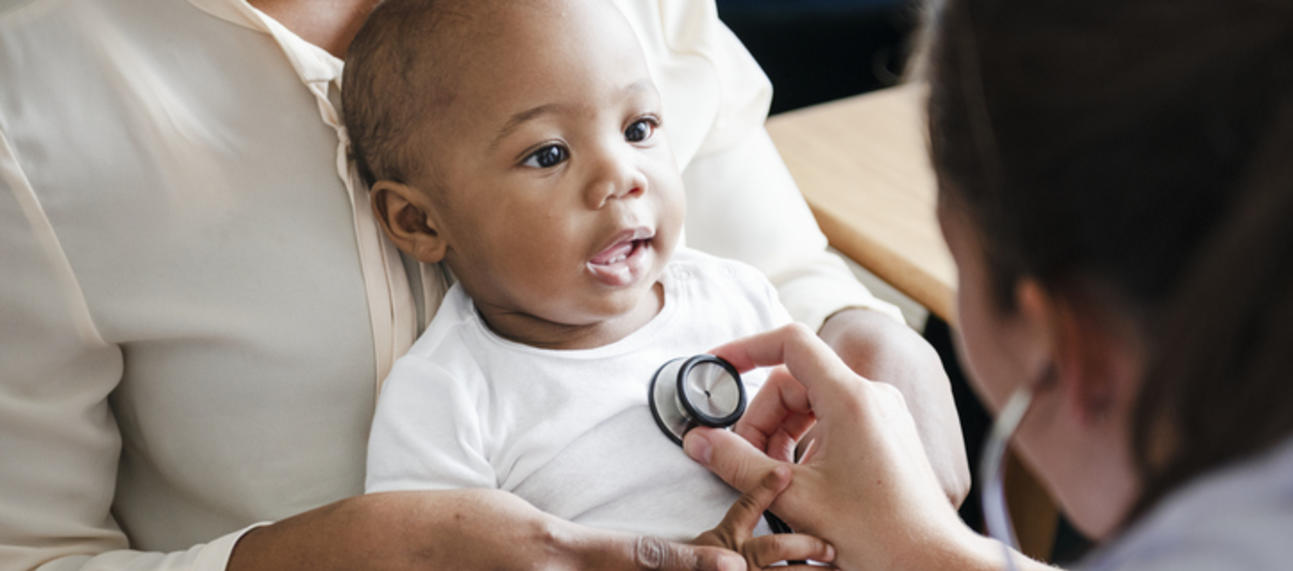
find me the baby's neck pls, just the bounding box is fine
[474,281,665,350]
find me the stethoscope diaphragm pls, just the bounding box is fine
[649,354,746,445]
[647,354,798,539]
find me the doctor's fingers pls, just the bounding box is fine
[685,425,792,499]
[711,324,864,421]
[734,366,816,463]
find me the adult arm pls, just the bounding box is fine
[0,127,250,569]
[228,490,745,571]
[613,0,968,504]
[684,325,1049,571]
[817,308,970,506]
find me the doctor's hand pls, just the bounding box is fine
[692,466,837,569]
[818,308,971,506]
[684,324,997,571]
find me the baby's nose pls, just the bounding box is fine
[586,158,647,208]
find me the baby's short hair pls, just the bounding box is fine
[343,0,463,188]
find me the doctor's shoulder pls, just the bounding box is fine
[1079,437,1293,571]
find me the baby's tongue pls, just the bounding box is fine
[591,241,633,265]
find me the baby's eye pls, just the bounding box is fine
[624,118,657,143]
[521,144,569,169]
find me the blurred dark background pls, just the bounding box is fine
[716,1,1093,564]
[715,0,919,113]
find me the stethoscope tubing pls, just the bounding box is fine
[978,384,1035,571]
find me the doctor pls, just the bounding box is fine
[685,0,1293,569]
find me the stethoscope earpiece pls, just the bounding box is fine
[648,355,746,445]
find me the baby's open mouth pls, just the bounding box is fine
[587,228,654,286]
[589,237,649,266]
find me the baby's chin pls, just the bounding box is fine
[506,279,664,350]
[583,277,665,321]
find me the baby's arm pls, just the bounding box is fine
[366,356,495,493]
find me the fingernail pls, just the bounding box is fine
[683,432,712,464]
[824,544,837,562]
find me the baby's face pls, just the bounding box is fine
[420,0,684,345]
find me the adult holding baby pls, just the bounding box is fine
[0,0,966,569]
[686,0,1293,569]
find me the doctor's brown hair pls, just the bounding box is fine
[922,0,1293,526]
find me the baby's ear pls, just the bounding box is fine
[371,180,448,263]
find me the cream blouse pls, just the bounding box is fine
[0,0,898,569]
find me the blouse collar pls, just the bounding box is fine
[186,0,344,86]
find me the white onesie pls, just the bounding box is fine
[365,248,790,539]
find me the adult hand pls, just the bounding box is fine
[684,324,998,571]
[818,308,971,506]
[228,488,746,571]
[692,466,837,569]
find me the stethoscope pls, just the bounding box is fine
[648,354,797,536]
[651,353,1038,569]
[648,355,747,445]
[980,384,1037,571]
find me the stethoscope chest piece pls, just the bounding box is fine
[649,355,747,445]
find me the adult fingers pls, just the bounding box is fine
[570,531,747,571]
[741,533,836,569]
[733,366,815,462]
[630,537,746,571]
[711,324,859,414]
[684,426,787,495]
[763,419,810,464]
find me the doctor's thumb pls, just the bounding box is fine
[685,427,786,494]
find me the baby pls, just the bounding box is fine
[345,0,793,550]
